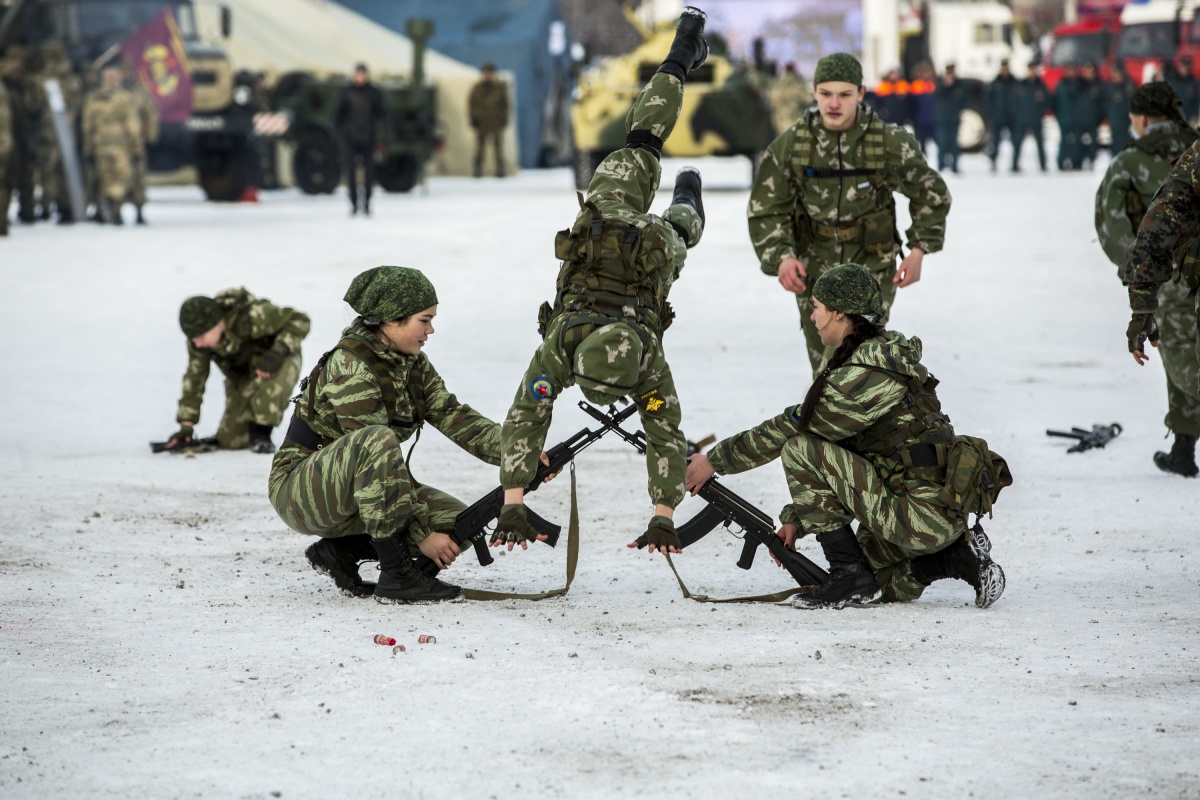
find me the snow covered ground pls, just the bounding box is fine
[1,148,1197,799]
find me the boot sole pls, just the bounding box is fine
[791,586,882,610]
[967,526,1004,609]
[305,543,374,598]
[373,590,465,605]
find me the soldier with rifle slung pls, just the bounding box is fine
[494,7,709,558]
[685,264,1008,610]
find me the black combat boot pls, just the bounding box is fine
[305,535,377,598]
[792,525,882,609]
[247,423,276,454]
[135,206,147,225]
[1153,433,1198,477]
[911,523,1005,609]
[57,205,75,225]
[671,167,704,229]
[656,7,708,83]
[372,534,463,604]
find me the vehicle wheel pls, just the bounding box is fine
[293,132,340,195]
[378,154,420,193]
[197,138,252,202]
[572,148,607,191]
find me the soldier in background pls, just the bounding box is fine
[78,63,101,221]
[123,62,158,225]
[1102,60,1136,154]
[933,64,966,173]
[467,62,509,178]
[2,46,36,224]
[1,76,11,236]
[909,62,936,156]
[32,43,82,223]
[985,59,1019,172]
[81,65,139,225]
[748,51,951,375]
[768,62,811,135]
[1078,61,1104,169]
[1014,67,1051,172]
[165,288,310,455]
[334,63,386,216]
[1055,61,1084,170]
[1116,85,1200,478]
[1164,56,1200,124]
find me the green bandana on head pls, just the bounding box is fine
[179,296,223,338]
[344,266,438,324]
[813,53,863,87]
[812,263,883,319]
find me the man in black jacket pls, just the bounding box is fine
[334,64,386,215]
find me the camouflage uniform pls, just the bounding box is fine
[748,105,951,374]
[501,72,703,511]
[1096,120,1200,437]
[177,288,309,449]
[30,45,82,216]
[125,77,159,209]
[0,80,11,236]
[468,72,509,177]
[705,331,966,602]
[268,320,502,549]
[1125,139,1200,392]
[81,84,139,205]
[768,69,812,137]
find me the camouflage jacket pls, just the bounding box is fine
[707,331,953,481]
[0,81,11,159]
[1096,121,1198,272]
[82,87,140,155]
[177,288,310,424]
[127,79,160,146]
[468,79,509,131]
[747,105,951,275]
[273,320,501,473]
[1123,138,1200,311]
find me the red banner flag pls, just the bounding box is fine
[120,7,193,124]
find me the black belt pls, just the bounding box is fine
[284,414,329,451]
[899,443,940,468]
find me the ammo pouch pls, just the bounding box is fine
[860,205,899,257]
[934,436,1013,517]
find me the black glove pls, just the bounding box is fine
[634,515,681,551]
[253,351,284,375]
[168,424,194,447]
[490,504,541,545]
[1127,312,1160,353]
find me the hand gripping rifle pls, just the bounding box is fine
[1046,423,1122,453]
[576,403,829,587]
[420,401,641,573]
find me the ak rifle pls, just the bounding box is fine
[576,403,828,587]
[420,401,640,573]
[1046,423,1122,453]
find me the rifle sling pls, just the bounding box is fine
[461,463,580,602]
[662,552,815,604]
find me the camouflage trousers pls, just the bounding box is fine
[215,353,301,448]
[93,144,132,204]
[35,138,66,205]
[268,425,464,548]
[473,129,505,177]
[794,248,897,375]
[781,434,964,602]
[129,152,147,207]
[1157,277,1200,437]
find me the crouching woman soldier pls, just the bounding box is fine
[268,266,504,604]
[686,263,1009,609]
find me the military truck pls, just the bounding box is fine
[570,13,774,190]
[0,0,257,201]
[267,18,440,196]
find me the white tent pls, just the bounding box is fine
[194,0,518,177]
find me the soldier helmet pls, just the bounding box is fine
[179,296,224,338]
[812,263,884,320]
[573,324,643,404]
[344,266,438,324]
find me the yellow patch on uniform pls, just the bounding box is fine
[640,388,666,414]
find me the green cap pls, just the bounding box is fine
[812,263,883,319]
[344,266,438,324]
[813,53,863,87]
[574,324,643,404]
[179,296,223,338]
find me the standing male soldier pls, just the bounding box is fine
[1014,67,1051,172]
[124,62,158,225]
[1164,56,1200,124]
[768,62,811,136]
[467,63,509,178]
[933,64,966,173]
[1055,61,1084,170]
[31,43,82,223]
[165,288,310,454]
[1,75,11,236]
[495,8,708,553]
[1121,86,1200,478]
[81,65,139,225]
[748,51,951,375]
[2,46,35,226]
[986,59,1020,172]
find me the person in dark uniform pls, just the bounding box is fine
[334,64,386,216]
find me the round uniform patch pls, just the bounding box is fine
[529,376,556,401]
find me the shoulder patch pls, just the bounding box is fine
[529,376,556,401]
[639,388,666,414]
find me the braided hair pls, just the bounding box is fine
[797,314,886,430]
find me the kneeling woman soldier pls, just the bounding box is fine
[686,263,1007,609]
[269,267,504,604]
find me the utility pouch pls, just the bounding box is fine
[537,301,555,338]
[553,228,577,262]
[659,301,675,333]
[861,206,897,255]
[935,436,1013,518]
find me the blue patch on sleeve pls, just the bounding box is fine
[529,376,556,401]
